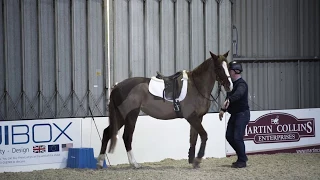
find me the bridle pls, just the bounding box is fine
[192,57,231,105]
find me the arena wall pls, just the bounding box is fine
[1,108,319,172]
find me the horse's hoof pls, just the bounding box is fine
[132,163,142,169]
[188,159,193,164]
[193,162,200,169]
[193,164,200,168]
[96,164,103,169]
[192,158,201,169]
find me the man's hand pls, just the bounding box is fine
[219,99,229,121]
[223,99,230,109]
[219,111,224,121]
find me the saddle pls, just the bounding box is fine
[156,71,184,117]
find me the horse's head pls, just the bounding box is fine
[209,51,233,92]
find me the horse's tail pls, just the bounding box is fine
[108,90,120,154]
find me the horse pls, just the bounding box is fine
[96,51,233,169]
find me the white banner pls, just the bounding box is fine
[225,108,320,155]
[0,118,82,167]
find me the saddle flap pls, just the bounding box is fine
[163,76,183,100]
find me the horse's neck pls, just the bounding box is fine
[191,65,216,96]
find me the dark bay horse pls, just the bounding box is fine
[97,51,233,169]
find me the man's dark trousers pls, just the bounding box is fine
[226,110,250,162]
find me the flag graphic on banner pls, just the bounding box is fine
[48,144,60,152]
[33,145,46,153]
[62,143,73,151]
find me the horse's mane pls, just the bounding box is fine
[190,58,213,76]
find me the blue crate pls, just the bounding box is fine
[66,148,107,169]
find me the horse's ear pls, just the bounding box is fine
[223,51,229,58]
[209,51,218,60]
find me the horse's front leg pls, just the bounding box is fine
[188,118,203,164]
[187,113,207,168]
[188,127,197,164]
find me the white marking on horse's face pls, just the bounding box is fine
[222,61,233,92]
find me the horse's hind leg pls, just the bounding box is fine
[96,120,124,169]
[97,126,109,169]
[96,126,111,169]
[123,108,141,168]
[186,113,207,168]
[99,126,112,155]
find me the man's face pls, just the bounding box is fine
[229,69,236,80]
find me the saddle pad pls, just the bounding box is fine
[148,70,188,102]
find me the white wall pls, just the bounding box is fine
[82,113,227,166]
[2,108,319,172]
[0,113,226,172]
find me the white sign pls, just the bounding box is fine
[0,118,81,167]
[225,108,320,156]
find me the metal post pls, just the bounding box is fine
[143,0,146,77]
[37,0,42,118]
[188,0,192,69]
[71,0,75,116]
[54,0,59,118]
[298,0,303,108]
[105,0,112,102]
[3,0,8,120]
[159,0,162,73]
[127,0,131,77]
[216,0,220,55]
[203,0,206,62]
[173,0,177,72]
[86,0,91,116]
[20,0,26,119]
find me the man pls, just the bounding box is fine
[219,60,250,168]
